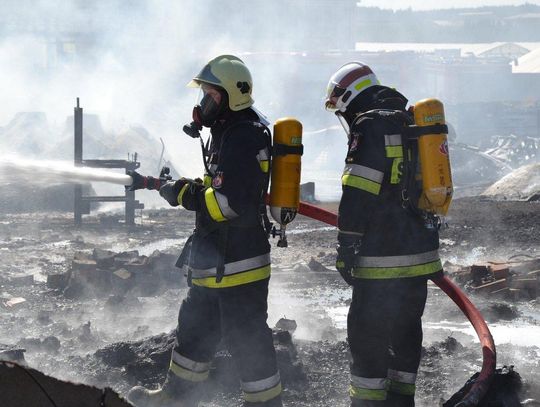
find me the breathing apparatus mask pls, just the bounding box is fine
[183,83,229,138]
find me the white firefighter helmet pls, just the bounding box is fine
[325,62,380,113]
[188,55,254,111]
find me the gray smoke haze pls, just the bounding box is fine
[0,1,349,180]
[361,0,540,9]
[1,1,539,198]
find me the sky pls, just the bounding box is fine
[358,0,540,9]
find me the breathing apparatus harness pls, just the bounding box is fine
[350,109,449,230]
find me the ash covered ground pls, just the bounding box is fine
[1,197,539,406]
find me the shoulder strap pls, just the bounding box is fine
[351,109,413,131]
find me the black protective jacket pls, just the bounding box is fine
[338,86,443,280]
[177,108,271,288]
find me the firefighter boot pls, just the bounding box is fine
[351,400,393,407]
[387,393,414,407]
[244,394,283,407]
[126,372,201,407]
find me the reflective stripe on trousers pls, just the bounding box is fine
[242,372,282,403]
[387,369,416,396]
[350,375,388,401]
[169,349,211,382]
[353,250,442,279]
[191,253,271,288]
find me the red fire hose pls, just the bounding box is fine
[298,201,496,406]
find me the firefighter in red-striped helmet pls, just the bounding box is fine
[326,62,443,407]
[325,62,381,135]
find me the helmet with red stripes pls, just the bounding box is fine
[325,62,380,113]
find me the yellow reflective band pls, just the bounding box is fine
[355,78,372,92]
[192,265,271,288]
[352,260,442,279]
[204,188,227,222]
[390,157,403,184]
[260,160,269,173]
[177,183,189,206]
[385,145,403,158]
[243,382,282,403]
[389,380,416,396]
[350,385,387,401]
[342,174,381,195]
[169,360,209,383]
[203,175,212,187]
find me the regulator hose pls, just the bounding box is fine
[297,201,496,406]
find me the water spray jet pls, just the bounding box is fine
[0,156,134,186]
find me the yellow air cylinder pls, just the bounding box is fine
[270,118,303,246]
[414,98,453,216]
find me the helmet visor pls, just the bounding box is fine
[325,85,346,112]
[197,84,224,117]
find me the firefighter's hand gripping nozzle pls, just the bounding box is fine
[269,118,303,248]
[126,166,173,191]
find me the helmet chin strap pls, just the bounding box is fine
[336,112,351,138]
[337,109,367,140]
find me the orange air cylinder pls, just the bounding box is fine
[270,118,303,247]
[414,98,453,215]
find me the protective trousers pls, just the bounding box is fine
[167,278,282,406]
[348,278,428,407]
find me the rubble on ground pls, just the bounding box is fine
[0,345,26,364]
[56,248,183,298]
[82,322,306,397]
[444,366,523,407]
[0,198,539,406]
[446,258,540,301]
[482,163,540,201]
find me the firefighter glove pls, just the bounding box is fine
[159,179,186,207]
[336,244,356,286]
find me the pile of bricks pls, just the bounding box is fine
[47,248,183,298]
[449,258,540,300]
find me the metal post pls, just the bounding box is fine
[125,158,138,226]
[537,102,540,139]
[125,190,135,225]
[74,97,83,225]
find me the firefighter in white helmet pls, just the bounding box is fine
[127,55,281,407]
[325,62,444,407]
